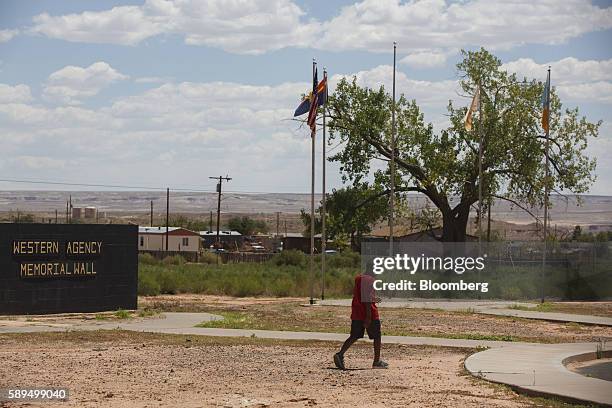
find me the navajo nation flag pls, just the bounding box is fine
[541,69,551,133]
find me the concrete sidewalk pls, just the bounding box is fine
[465,342,612,406]
[1,312,610,406]
[320,299,612,326]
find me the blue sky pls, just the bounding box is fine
[0,0,611,196]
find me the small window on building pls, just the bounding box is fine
[140,236,144,247]
[182,237,189,246]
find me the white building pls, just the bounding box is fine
[138,226,200,253]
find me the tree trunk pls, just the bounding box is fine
[441,206,470,242]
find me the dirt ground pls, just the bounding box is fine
[139,295,612,343]
[0,331,541,408]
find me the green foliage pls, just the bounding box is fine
[327,48,599,241]
[272,249,306,267]
[138,252,359,298]
[138,253,158,265]
[565,226,612,242]
[162,255,185,265]
[227,216,268,235]
[326,251,360,269]
[199,252,219,264]
[169,215,208,232]
[138,272,161,296]
[114,309,131,319]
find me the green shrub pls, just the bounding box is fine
[199,252,218,264]
[138,253,158,265]
[327,251,360,269]
[114,309,131,319]
[162,254,185,265]
[138,273,161,296]
[272,249,306,267]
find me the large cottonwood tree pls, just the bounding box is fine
[326,48,599,241]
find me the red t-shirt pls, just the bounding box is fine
[351,274,379,321]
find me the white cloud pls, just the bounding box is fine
[400,49,451,69]
[10,155,66,170]
[30,0,320,54]
[0,84,32,103]
[27,0,612,55]
[31,6,166,46]
[320,0,612,53]
[503,57,612,84]
[0,29,18,43]
[43,61,128,105]
[135,76,172,84]
[1,64,609,193]
[331,64,458,108]
[502,57,612,103]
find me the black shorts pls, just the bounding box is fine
[350,319,381,340]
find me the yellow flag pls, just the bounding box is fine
[464,87,480,132]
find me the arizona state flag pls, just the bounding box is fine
[307,67,319,136]
[464,86,480,131]
[541,70,551,133]
[293,75,327,117]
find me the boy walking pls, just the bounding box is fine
[333,269,388,370]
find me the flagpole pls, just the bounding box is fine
[541,66,551,304]
[321,68,327,301]
[310,58,316,305]
[389,41,396,255]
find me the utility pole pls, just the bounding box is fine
[389,41,397,255]
[276,212,280,237]
[150,200,153,227]
[166,188,169,251]
[55,209,58,224]
[209,176,232,246]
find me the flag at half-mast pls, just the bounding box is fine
[307,67,320,136]
[541,69,551,133]
[464,86,480,132]
[294,69,327,122]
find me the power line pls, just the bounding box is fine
[0,177,323,195]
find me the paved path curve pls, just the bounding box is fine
[320,299,612,326]
[1,312,610,406]
[465,343,612,406]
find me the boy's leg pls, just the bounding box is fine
[334,321,365,369]
[339,335,358,355]
[368,320,388,368]
[373,338,381,363]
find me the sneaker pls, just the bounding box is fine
[333,353,345,370]
[372,360,389,369]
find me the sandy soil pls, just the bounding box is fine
[140,295,612,343]
[0,331,529,408]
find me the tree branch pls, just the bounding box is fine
[492,194,540,222]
